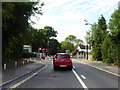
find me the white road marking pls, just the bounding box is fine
[81,75,86,79]
[8,64,47,89]
[73,67,75,69]
[72,69,88,90]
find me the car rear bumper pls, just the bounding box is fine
[53,62,73,67]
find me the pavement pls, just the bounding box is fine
[1,60,45,86]
[73,58,119,77]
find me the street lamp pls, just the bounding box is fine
[84,19,93,60]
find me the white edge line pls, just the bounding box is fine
[72,69,88,90]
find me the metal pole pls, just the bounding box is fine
[87,44,88,60]
[86,45,88,60]
[47,41,49,56]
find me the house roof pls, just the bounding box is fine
[79,45,85,49]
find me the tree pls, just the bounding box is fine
[61,41,74,53]
[65,35,77,44]
[109,8,120,42]
[108,8,120,66]
[86,15,107,61]
[28,26,58,53]
[93,15,107,61]
[48,38,61,55]
[2,2,44,63]
[98,15,107,41]
[43,26,58,38]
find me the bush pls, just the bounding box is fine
[111,42,120,66]
[78,51,85,54]
[101,37,120,66]
[22,52,34,58]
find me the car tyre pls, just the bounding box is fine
[69,66,73,70]
[53,66,57,71]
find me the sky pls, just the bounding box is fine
[31,0,119,43]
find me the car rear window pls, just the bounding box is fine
[56,54,70,59]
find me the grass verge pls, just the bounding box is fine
[2,59,34,71]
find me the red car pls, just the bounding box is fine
[53,53,73,70]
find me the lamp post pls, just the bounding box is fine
[84,19,93,60]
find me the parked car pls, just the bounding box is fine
[53,53,73,70]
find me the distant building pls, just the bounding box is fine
[77,45,91,53]
[23,45,32,52]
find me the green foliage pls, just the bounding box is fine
[88,15,107,61]
[78,51,85,54]
[65,35,76,43]
[28,26,58,53]
[65,35,84,49]
[61,41,74,53]
[108,8,120,66]
[2,2,44,63]
[43,26,58,38]
[71,51,76,56]
[75,39,84,47]
[109,9,120,44]
[22,52,34,58]
[48,38,61,55]
[92,44,102,61]
[86,8,120,66]
[101,37,110,62]
[61,35,84,54]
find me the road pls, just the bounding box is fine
[2,58,119,90]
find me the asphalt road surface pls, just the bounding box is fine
[2,58,119,90]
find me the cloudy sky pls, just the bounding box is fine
[31,0,119,43]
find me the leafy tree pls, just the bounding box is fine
[109,8,120,42]
[85,23,98,47]
[92,15,107,61]
[2,2,44,63]
[48,38,61,55]
[85,9,120,66]
[43,26,58,38]
[108,8,120,66]
[98,15,107,41]
[65,35,84,47]
[65,35,77,44]
[75,39,84,45]
[86,15,107,61]
[28,26,58,53]
[61,41,74,53]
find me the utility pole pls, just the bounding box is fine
[84,19,92,60]
[86,45,88,60]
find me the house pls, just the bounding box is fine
[23,45,32,52]
[77,45,91,53]
[79,45,86,52]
